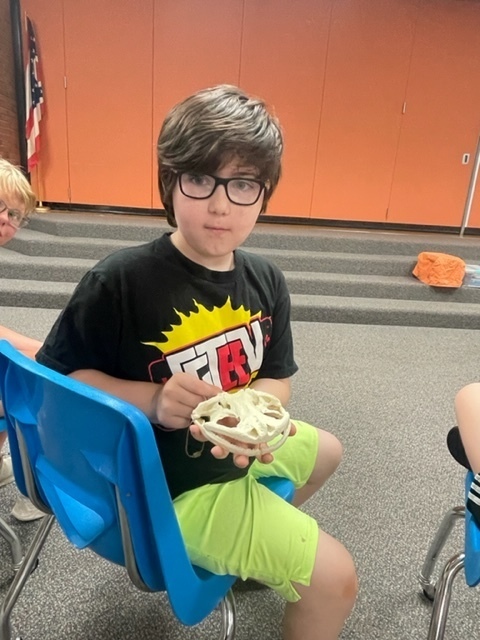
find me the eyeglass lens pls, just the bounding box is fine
[180,174,263,205]
[0,200,28,228]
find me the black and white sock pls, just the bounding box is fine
[467,472,480,525]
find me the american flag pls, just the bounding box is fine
[25,16,44,172]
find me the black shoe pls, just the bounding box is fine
[447,426,471,470]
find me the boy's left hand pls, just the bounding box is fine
[189,420,297,468]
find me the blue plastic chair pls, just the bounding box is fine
[0,416,23,572]
[0,340,295,640]
[418,471,480,639]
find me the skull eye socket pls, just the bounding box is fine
[265,410,279,418]
[218,416,239,428]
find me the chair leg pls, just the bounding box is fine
[427,552,465,640]
[0,518,23,571]
[218,589,236,640]
[0,515,55,640]
[419,506,465,600]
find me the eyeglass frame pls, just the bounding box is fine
[176,172,268,206]
[0,199,30,229]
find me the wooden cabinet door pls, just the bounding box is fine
[311,0,416,222]
[63,0,154,207]
[387,1,480,226]
[152,0,243,209]
[22,0,70,204]
[239,0,333,217]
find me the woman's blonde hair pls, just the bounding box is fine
[0,158,36,213]
[157,85,283,226]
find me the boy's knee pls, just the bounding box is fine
[337,551,358,604]
[309,532,358,604]
[319,430,343,474]
[326,544,357,604]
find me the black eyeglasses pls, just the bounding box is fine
[177,172,266,206]
[0,200,30,229]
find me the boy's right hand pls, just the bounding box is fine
[153,372,221,431]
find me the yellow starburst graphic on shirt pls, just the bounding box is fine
[143,297,261,354]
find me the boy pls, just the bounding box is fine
[0,157,44,520]
[36,85,357,640]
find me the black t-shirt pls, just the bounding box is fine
[37,233,298,498]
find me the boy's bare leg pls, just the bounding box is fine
[284,532,357,640]
[293,429,343,507]
[0,431,6,450]
[285,430,356,639]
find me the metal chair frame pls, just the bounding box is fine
[419,472,480,640]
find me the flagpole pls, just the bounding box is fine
[25,15,47,206]
[35,161,50,213]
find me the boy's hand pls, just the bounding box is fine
[154,373,221,430]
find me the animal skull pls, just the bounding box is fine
[191,388,291,457]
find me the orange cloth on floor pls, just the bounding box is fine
[413,252,466,288]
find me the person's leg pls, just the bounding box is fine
[454,384,480,525]
[292,428,342,507]
[175,479,357,640]
[249,421,342,507]
[455,383,480,473]
[175,421,356,639]
[0,431,13,487]
[284,532,357,640]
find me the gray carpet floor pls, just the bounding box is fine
[0,307,478,639]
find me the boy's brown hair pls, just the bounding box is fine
[0,158,36,213]
[157,85,283,227]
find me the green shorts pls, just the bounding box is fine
[173,420,320,602]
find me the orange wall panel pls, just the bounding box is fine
[22,0,70,203]
[387,1,480,226]
[63,0,154,207]
[239,0,332,217]
[152,0,243,209]
[311,0,417,222]
[20,0,480,228]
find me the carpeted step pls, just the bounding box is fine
[30,213,480,260]
[284,271,480,303]
[1,278,479,329]
[0,278,76,309]
[5,232,418,276]
[290,294,480,329]
[2,212,480,329]
[0,248,96,282]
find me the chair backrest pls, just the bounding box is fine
[464,471,480,587]
[0,340,237,625]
